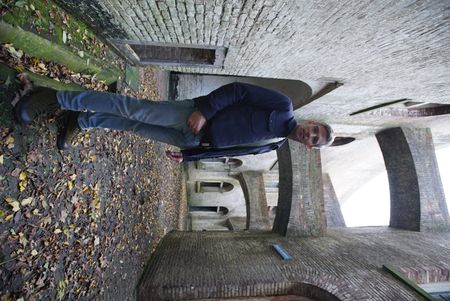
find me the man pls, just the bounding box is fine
[14,82,334,162]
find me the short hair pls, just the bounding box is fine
[312,121,334,149]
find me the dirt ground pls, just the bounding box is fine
[0,67,185,300]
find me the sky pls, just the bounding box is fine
[342,146,450,227]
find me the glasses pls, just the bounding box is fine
[311,126,320,145]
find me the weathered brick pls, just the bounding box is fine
[136,229,448,300]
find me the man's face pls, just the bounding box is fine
[294,121,328,149]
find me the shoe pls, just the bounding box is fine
[57,111,81,150]
[14,87,59,125]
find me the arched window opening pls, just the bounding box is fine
[263,168,279,228]
[195,181,234,193]
[112,41,227,67]
[189,206,229,215]
[196,157,243,170]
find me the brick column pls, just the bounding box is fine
[238,171,271,230]
[323,173,346,228]
[273,140,326,236]
[376,127,449,231]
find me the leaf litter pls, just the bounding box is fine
[0,43,109,91]
[0,67,183,300]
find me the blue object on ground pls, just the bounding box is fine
[272,244,293,261]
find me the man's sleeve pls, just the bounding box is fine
[193,82,292,120]
[181,140,286,162]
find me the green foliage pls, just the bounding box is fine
[15,1,28,8]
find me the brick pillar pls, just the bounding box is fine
[376,127,449,231]
[273,140,326,236]
[238,171,271,230]
[323,173,346,228]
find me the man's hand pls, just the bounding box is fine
[187,111,206,134]
[166,150,183,163]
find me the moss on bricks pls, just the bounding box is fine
[0,63,84,91]
[0,21,120,84]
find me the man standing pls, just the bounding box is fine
[14,82,334,162]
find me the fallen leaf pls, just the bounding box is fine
[6,135,14,148]
[21,197,33,206]
[67,181,73,190]
[54,228,62,234]
[57,279,66,299]
[0,155,3,165]
[59,209,68,222]
[19,171,27,180]
[19,180,27,192]
[35,273,47,289]
[94,236,99,246]
[40,196,49,209]
[10,201,20,212]
[5,45,23,59]
[41,216,52,226]
[14,0,26,8]
[5,214,14,221]
[37,62,47,71]
[31,249,38,256]
[5,197,16,204]
[92,198,100,209]
[18,232,28,246]
[15,65,26,73]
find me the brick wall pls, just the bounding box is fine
[137,228,450,300]
[57,0,450,128]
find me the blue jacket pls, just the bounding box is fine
[181,139,287,162]
[181,82,297,162]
